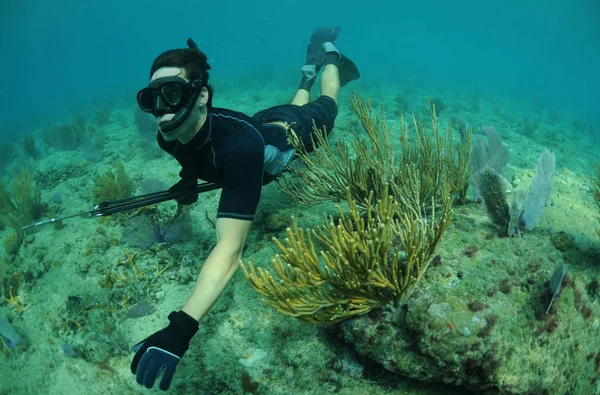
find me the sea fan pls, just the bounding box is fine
[124,210,191,249]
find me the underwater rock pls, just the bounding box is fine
[340,275,598,394]
[264,213,287,232]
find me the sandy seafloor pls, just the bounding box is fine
[0,74,599,394]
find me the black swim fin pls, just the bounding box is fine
[338,55,360,87]
[304,26,341,74]
[322,42,360,87]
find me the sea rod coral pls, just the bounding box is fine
[242,182,452,324]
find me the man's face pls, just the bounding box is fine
[149,67,206,143]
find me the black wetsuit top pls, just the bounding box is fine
[157,108,295,221]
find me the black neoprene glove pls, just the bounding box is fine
[169,177,198,205]
[131,310,199,391]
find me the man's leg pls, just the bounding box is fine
[293,43,341,106]
[320,43,341,103]
[291,88,310,105]
[321,66,340,104]
[292,27,341,106]
[291,65,317,105]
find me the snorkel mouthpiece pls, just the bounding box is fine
[159,107,191,133]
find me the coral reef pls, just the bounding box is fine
[1,68,598,395]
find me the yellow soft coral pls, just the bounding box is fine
[242,183,452,324]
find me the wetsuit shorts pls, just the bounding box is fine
[252,95,338,153]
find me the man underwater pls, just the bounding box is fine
[131,26,359,390]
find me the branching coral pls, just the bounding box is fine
[2,285,31,314]
[92,161,135,202]
[0,167,43,237]
[278,93,471,208]
[242,183,452,324]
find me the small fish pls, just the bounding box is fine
[124,302,155,319]
[62,342,77,358]
[0,317,24,348]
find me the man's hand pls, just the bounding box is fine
[131,311,199,391]
[169,178,198,205]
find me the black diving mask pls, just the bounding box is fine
[137,76,203,133]
[137,76,202,116]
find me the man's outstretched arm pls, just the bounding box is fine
[131,196,255,391]
[130,217,252,388]
[181,217,252,321]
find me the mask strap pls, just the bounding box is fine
[187,38,200,50]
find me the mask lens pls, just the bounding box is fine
[161,83,183,107]
[137,88,155,113]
